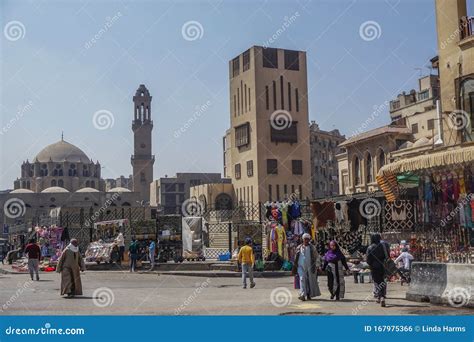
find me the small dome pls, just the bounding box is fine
[35,140,90,163]
[108,187,131,193]
[41,186,69,193]
[10,189,34,194]
[76,187,100,193]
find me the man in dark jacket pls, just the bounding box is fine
[366,234,388,307]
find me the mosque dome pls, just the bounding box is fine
[41,186,70,193]
[34,140,90,163]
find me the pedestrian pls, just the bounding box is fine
[24,238,41,281]
[129,237,139,272]
[395,247,414,285]
[323,240,349,300]
[115,232,125,264]
[238,237,255,289]
[148,239,156,270]
[366,233,389,307]
[292,233,321,301]
[56,239,85,298]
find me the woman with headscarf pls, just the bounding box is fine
[323,240,349,300]
[366,233,388,307]
[291,233,321,301]
[57,239,85,298]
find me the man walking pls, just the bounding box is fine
[238,237,256,289]
[148,239,156,270]
[24,239,41,281]
[115,232,125,264]
[129,237,139,272]
[57,238,85,297]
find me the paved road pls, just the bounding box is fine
[0,272,471,315]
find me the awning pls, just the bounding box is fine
[378,145,474,178]
[377,145,474,200]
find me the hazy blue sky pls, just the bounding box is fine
[1,0,442,190]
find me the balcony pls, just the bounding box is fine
[460,16,474,41]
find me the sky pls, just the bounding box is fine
[0,0,442,190]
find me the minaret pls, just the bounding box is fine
[131,84,154,203]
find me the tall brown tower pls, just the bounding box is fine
[131,84,154,203]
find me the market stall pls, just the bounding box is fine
[85,219,128,264]
[377,146,474,263]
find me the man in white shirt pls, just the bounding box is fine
[115,233,125,264]
[395,247,414,285]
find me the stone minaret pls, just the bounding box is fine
[131,84,154,203]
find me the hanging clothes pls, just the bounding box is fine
[281,202,289,227]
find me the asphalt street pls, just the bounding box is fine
[0,271,471,315]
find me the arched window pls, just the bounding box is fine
[366,153,373,183]
[85,180,90,187]
[51,179,57,187]
[58,179,64,187]
[354,156,361,185]
[90,181,95,188]
[378,150,385,170]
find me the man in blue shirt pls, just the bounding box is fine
[149,239,156,270]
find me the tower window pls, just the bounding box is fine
[295,88,300,112]
[284,50,299,71]
[265,86,269,110]
[247,160,253,177]
[292,160,303,175]
[235,164,241,179]
[243,49,250,72]
[267,159,278,174]
[232,56,239,77]
[272,81,277,110]
[235,122,250,147]
[262,48,278,68]
[280,75,284,109]
[288,82,292,111]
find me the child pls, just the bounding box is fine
[238,237,256,289]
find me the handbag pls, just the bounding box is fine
[294,274,300,289]
[382,242,397,277]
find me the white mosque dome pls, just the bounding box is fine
[10,189,34,194]
[76,187,100,193]
[35,140,90,163]
[108,187,131,193]
[41,186,70,193]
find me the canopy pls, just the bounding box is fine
[377,145,474,178]
[377,145,474,200]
